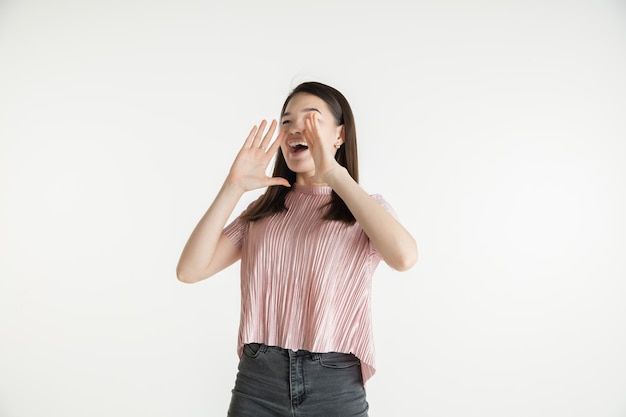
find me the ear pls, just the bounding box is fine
[336,125,345,146]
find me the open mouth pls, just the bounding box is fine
[288,141,309,153]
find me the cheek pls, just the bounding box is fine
[323,127,341,144]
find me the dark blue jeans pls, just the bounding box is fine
[227,343,369,417]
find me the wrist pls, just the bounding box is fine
[222,177,247,197]
[324,165,350,189]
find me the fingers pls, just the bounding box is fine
[303,112,319,144]
[244,124,259,149]
[266,128,286,155]
[250,120,267,148]
[244,119,280,152]
[244,119,270,148]
[258,119,277,151]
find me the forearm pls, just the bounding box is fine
[326,167,418,271]
[176,180,245,282]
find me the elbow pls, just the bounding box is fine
[392,252,418,272]
[176,270,194,284]
[176,266,202,284]
[389,242,418,272]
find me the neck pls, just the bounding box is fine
[295,174,327,187]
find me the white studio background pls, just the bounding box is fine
[1,1,625,416]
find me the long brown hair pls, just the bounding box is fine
[240,81,359,224]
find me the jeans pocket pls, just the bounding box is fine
[318,352,361,369]
[242,343,264,359]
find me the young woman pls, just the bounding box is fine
[176,81,418,417]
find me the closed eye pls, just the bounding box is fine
[281,120,291,125]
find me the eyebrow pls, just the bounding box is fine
[281,107,321,118]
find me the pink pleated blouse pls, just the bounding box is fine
[223,183,396,384]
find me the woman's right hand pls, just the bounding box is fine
[226,119,290,191]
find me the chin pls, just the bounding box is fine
[285,160,314,175]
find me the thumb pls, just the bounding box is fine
[267,177,291,188]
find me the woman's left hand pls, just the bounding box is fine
[302,112,342,184]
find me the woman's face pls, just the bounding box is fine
[280,93,343,183]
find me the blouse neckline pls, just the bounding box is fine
[291,183,333,195]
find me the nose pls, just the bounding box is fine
[288,119,304,135]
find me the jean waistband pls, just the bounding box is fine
[246,343,356,360]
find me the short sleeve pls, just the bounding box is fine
[223,216,247,249]
[223,199,258,249]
